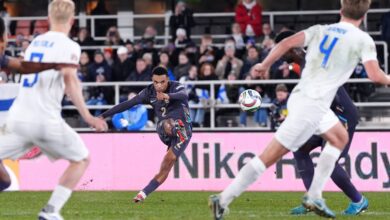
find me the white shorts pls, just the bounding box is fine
[0,120,89,161]
[275,92,339,152]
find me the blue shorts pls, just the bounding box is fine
[156,119,192,157]
[297,124,356,158]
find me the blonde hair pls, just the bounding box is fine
[48,0,75,24]
[341,0,371,20]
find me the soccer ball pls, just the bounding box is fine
[238,89,262,112]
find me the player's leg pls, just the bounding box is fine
[134,118,191,202]
[0,161,11,191]
[303,112,348,218]
[37,122,89,220]
[211,95,321,219]
[290,138,321,215]
[330,127,368,215]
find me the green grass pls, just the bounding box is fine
[0,191,389,219]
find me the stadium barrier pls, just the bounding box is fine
[2,79,390,131]
[6,132,390,192]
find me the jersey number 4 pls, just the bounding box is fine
[319,35,339,68]
[22,52,44,87]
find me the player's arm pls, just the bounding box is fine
[257,32,305,71]
[100,91,145,119]
[363,60,390,85]
[1,55,78,74]
[63,67,107,131]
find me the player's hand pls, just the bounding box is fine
[55,63,79,70]
[156,92,169,101]
[87,116,108,132]
[253,63,269,78]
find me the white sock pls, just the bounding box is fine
[220,156,266,208]
[47,185,72,213]
[308,144,341,199]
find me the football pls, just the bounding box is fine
[238,89,262,112]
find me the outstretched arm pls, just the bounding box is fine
[363,60,390,84]
[1,55,78,74]
[100,93,145,119]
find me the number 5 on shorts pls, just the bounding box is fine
[319,35,339,68]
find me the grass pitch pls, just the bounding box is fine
[0,191,389,220]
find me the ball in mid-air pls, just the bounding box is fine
[239,89,262,112]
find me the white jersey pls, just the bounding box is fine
[295,21,377,104]
[7,31,80,123]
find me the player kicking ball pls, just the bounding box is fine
[100,66,192,203]
[0,1,108,220]
[210,0,388,219]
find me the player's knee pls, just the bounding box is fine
[163,119,175,136]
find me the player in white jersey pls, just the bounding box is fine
[0,1,107,220]
[209,0,390,219]
[0,16,81,192]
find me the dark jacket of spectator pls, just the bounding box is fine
[381,11,390,42]
[169,2,195,40]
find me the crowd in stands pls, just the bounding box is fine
[0,0,387,129]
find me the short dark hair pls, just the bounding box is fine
[275,31,295,44]
[152,66,168,76]
[276,84,288,93]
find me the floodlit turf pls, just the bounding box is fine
[0,191,389,220]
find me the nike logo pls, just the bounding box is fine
[150,99,157,103]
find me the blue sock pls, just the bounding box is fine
[293,151,314,190]
[0,180,10,191]
[142,179,160,196]
[331,164,362,203]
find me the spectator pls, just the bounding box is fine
[76,28,95,57]
[198,62,219,98]
[127,58,152,82]
[169,1,195,41]
[104,26,124,46]
[259,23,275,44]
[142,52,153,68]
[86,50,114,115]
[235,0,262,38]
[112,46,134,82]
[142,25,158,45]
[215,39,243,79]
[198,35,218,65]
[112,92,148,131]
[103,48,114,66]
[159,51,175,80]
[18,39,30,58]
[175,28,191,47]
[240,45,260,79]
[180,65,204,127]
[88,50,112,82]
[76,28,95,46]
[124,40,137,64]
[173,52,191,80]
[270,84,289,130]
[78,51,91,81]
[184,41,198,65]
[231,23,246,52]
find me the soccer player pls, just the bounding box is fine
[0,14,81,192]
[210,0,389,219]
[271,32,369,216]
[100,66,192,203]
[0,1,108,220]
